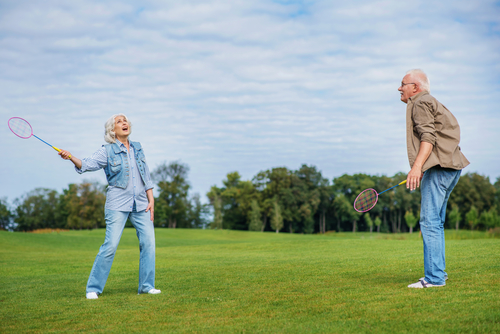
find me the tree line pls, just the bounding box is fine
[1,161,499,233]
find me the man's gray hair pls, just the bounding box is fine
[406,69,431,93]
[104,113,132,144]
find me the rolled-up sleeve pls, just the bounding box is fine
[412,100,436,146]
[142,158,154,191]
[75,147,108,174]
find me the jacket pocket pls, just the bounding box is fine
[109,157,122,173]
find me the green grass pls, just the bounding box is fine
[1,229,499,333]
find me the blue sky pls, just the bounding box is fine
[1,0,499,204]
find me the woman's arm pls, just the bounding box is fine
[145,188,154,222]
[59,150,82,169]
[59,147,107,173]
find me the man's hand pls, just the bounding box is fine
[407,165,423,191]
[407,141,433,191]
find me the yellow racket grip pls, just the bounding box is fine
[399,180,407,186]
[53,146,72,158]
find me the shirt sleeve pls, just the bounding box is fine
[412,99,437,146]
[75,147,108,174]
[142,156,154,191]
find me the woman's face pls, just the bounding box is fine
[114,116,130,139]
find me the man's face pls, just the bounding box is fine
[398,74,417,104]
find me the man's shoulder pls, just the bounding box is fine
[412,92,441,110]
[413,91,436,102]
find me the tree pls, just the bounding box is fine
[295,164,326,234]
[208,190,224,230]
[153,161,191,228]
[374,216,382,233]
[253,167,297,233]
[186,193,209,229]
[479,206,500,229]
[449,173,496,218]
[465,206,478,231]
[364,213,373,233]
[404,210,418,234]
[62,182,106,230]
[248,199,262,231]
[448,204,461,230]
[270,201,284,233]
[14,188,60,231]
[0,198,12,230]
[331,193,353,232]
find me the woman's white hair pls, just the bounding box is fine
[406,69,431,93]
[104,113,132,144]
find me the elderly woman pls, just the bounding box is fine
[59,114,160,299]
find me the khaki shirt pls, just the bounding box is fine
[406,91,469,172]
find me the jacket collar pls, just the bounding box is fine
[110,139,141,154]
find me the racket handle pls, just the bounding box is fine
[53,146,72,158]
[379,180,407,195]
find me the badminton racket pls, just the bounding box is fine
[353,180,407,213]
[8,117,71,158]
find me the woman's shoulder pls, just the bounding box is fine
[130,141,143,150]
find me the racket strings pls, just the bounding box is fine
[9,118,32,138]
[354,189,378,212]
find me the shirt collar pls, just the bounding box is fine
[115,139,131,152]
[408,91,428,103]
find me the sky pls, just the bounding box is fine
[1,0,499,205]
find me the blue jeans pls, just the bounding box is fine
[86,207,156,294]
[420,166,461,285]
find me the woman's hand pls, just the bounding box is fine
[58,150,72,160]
[145,189,155,222]
[146,202,154,222]
[58,150,82,169]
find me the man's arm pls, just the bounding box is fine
[407,141,433,191]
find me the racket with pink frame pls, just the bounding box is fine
[8,117,71,158]
[353,180,407,212]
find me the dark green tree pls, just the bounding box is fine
[364,213,373,233]
[66,182,106,229]
[465,206,479,231]
[404,210,418,234]
[0,198,12,230]
[448,204,461,230]
[271,200,284,233]
[14,188,60,231]
[248,199,262,231]
[153,161,191,228]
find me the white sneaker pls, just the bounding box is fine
[408,279,445,288]
[86,292,99,299]
[148,288,161,295]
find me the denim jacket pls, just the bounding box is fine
[103,141,152,190]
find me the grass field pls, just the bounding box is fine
[1,229,499,333]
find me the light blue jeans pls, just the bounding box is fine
[420,166,461,285]
[86,207,156,295]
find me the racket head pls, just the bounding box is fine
[353,188,379,213]
[8,117,33,139]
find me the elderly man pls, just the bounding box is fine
[399,69,469,288]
